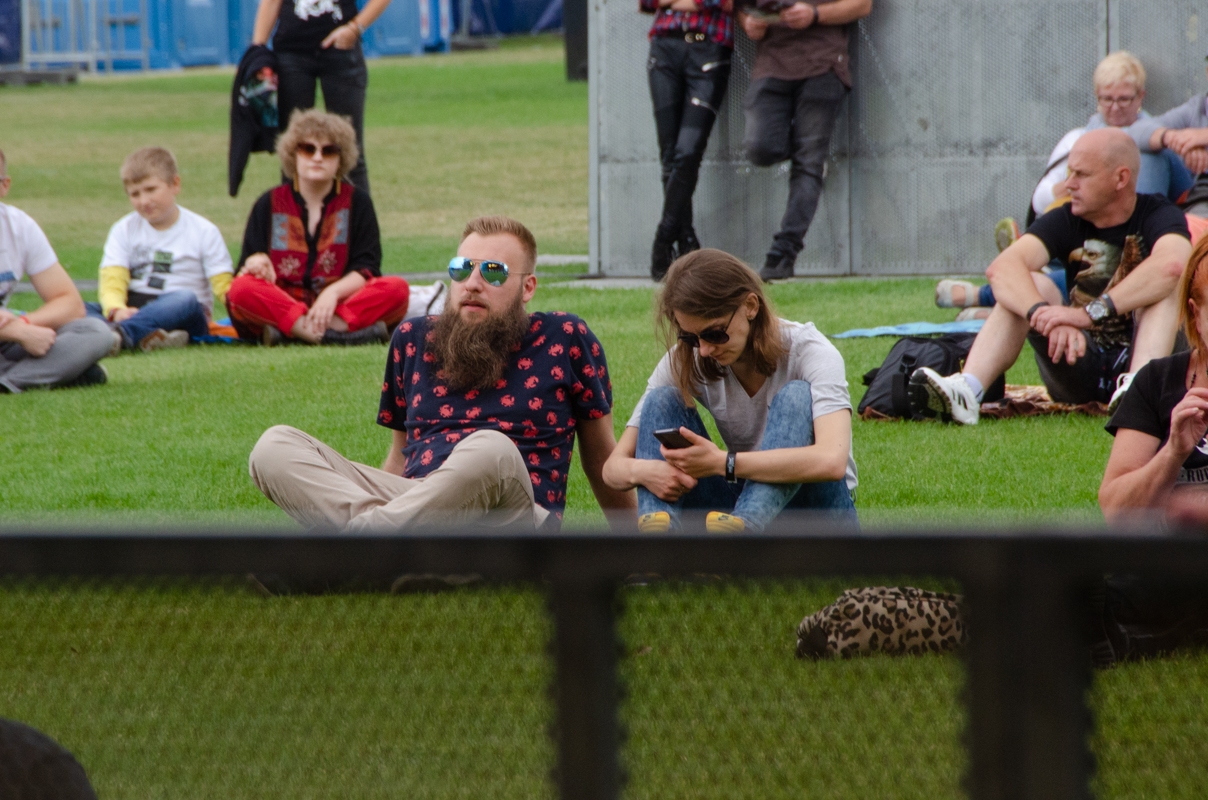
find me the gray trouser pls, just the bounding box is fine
[248,425,550,532]
[0,316,113,393]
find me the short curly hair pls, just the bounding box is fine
[276,109,359,182]
[1093,51,1146,94]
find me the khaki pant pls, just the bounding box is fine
[248,425,550,532]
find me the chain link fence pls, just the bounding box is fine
[1,531,1208,798]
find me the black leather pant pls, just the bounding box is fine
[647,36,731,241]
[277,44,371,195]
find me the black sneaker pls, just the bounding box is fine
[651,233,677,281]
[321,321,389,346]
[57,363,108,390]
[262,324,285,347]
[759,252,795,282]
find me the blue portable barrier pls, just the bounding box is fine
[168,0,229,65]
[0,0,18,63]
[361,0,422,56]
[418,0,448,51]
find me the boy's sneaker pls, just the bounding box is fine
[138,329,189,353]
[1108,372,1135,414]
[705,512,745,534]
[994,217,1021,252]
[58,363,108,390]
[908,367,980,425]
[106,329,123,358]
[935,279,979,308]
[637,511,671,533]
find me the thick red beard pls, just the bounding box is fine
[429,295,530,392]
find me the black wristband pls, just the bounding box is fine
[1026,301,1050,325]
[725,451,737,483]
[1102,293,1117,317]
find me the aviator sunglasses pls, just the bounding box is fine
[296,142,341,158]
[448,256,531,286]
[677,307,739,349]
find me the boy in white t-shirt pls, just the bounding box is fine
[0,147,115,392]
[86,147,233,352]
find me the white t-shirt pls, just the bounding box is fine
[627,319,858,490]
[100,206,232,308]
[0,202,58,309]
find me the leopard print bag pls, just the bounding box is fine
[796,586,966,659]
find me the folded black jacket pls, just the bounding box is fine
[229,45,280,197]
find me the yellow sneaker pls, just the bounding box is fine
[637,511,671,533]
[705,512,745,534]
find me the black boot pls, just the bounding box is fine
[321,321,390,346]
[677,227,701,257]
[651,230,677,281]
[759,252,796,282]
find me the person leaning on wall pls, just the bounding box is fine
[251,0,392,195]
[737,0,872,282]
[640,0,734,281]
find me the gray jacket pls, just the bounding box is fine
[1131,93,1208,152]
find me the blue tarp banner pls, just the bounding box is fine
[0,0,21,64]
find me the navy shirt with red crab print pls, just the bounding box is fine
[377,311,613,522]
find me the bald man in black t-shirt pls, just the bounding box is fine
[910,128,1193,426]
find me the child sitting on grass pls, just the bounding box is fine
[87,147,233,352]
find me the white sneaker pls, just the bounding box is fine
[955,307,991,322]
[1108,372,1134,414]
[138,328,190,353]
[908,367,980,425]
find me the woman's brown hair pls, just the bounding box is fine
[276,109,360,182]
[657,248,786,404]
[1178,234,1208,359]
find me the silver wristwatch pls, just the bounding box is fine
[1085,296,1111,323]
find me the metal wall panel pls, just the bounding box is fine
[1111,0,1205,116]
[591,0,1107,276]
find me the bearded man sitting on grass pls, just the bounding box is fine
[249,215,636,530]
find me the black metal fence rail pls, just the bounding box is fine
[2,524,1207,800]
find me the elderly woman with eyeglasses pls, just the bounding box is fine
[228,109,409,345]
[937,51,1194,317]
[602,248,858,532]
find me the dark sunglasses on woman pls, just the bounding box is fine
[448,256,531,287]
[677,308,739,348]
[297,142,341,158]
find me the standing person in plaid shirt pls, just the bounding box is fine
[643,0,734,281]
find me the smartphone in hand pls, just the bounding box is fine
[653,428,694,449]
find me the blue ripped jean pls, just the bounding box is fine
[87,290,208,349]
[636,381,857,531]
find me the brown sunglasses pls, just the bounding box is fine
[297,142,341,158]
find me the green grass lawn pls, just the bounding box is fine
[2,38,1206,799]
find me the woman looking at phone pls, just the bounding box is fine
[602,248,857,532]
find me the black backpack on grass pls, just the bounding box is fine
[857,333,1004,419]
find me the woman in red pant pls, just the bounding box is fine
[228,109,408,345]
